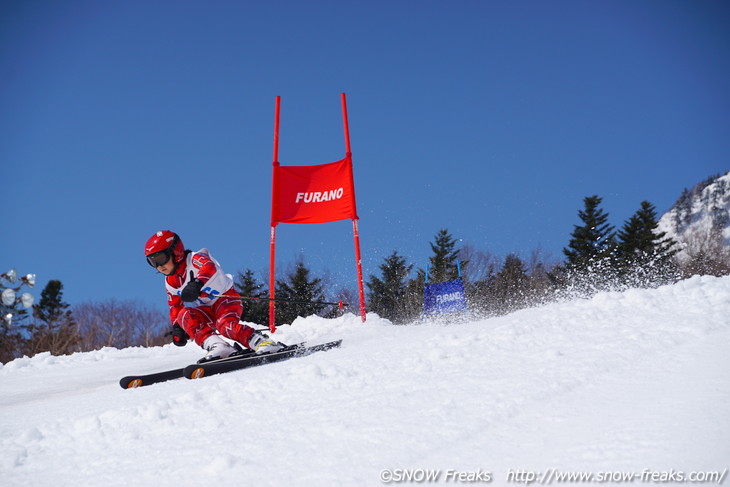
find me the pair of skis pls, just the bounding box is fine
[119,339,342,389]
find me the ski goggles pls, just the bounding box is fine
[146,249,172,268]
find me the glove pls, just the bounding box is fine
[170,323,189,347]
[180,271,204,302]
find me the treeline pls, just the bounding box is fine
[233,194,728,326]
[367,196,727,324]
[0,280,170,363]
[0,259,346,363]
[2,194,728,362]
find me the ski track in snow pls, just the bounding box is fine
[1,275,729,486]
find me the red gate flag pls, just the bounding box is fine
[271,155,358,225]
[268,93,367,332]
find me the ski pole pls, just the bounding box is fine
[233,294,349,309]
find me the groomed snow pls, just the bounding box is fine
[1,275,729,486]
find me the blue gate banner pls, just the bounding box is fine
[423,279,468,315]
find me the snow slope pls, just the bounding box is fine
[1,276,729,486]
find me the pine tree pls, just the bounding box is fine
[563,195,616,272]
[616,201,678,285]
[366,251,413,324]
[275,259,326,326]
[427,229,462,283]
[27,280,79,356]
[234,269,269,325]
[0,309,26,364]
[0,276,31,363]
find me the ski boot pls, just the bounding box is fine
[199,334,237,363]
[248,332,285,354]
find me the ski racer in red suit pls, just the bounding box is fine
[144,230,283,361]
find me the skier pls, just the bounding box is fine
[144,230,283,361]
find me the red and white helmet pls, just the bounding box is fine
[144,230,185,268]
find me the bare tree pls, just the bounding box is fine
[457,244,498,316]
[458,244,498,284]
[520,247,554,306]
[73,299,168,351]
[677,227,730,277]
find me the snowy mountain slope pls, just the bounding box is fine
[1,275,729,486]
[658,172,730,261]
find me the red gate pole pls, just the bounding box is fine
[341,93,367,322]
[269,96,281,333]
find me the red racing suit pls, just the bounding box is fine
[164,248,255,348]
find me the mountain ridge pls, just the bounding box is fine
[658,171,730,263]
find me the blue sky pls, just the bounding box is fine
[2,0,729,312]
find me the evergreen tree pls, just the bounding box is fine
[366,251,413,324]
[616,201,678,285]
[234,269,269,325]
[0,309,26,364]
[561,195,619,293]
[27,280,79,356]
[563,195,616,271]
[0,270,37,362]
[427,229,462,283]
[275,258,326,326]
[0,324,23,363]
